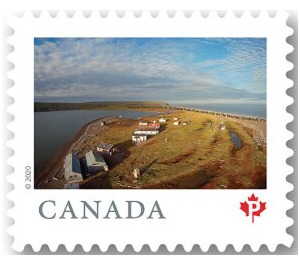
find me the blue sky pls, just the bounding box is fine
[34,38,266,104]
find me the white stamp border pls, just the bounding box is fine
[6,11,295,253]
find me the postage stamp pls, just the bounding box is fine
[7,11,294,252]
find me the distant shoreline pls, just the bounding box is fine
[35,101,266,121]
[168,106,266,122]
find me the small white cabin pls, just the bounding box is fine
[173,117,179,121]
[139,122,148,126]
[133,168,140,179]
[159,118,167,123]
[173,121,180,126]
[132,134,147,144]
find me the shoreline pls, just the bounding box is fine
[34,116,114,188]
[34,105,266,121]
[34,110,165,188]
[165,106,265,121]
[35,108,266,189]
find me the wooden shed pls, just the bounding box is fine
[97,142,116,155]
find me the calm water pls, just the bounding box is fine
[230,132,243,150]
[34,110,159,175]
[171,103,266,118]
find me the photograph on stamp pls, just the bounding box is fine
[34,38,266,189]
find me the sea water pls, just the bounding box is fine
[34,109,160,175]
[169,103,266,118]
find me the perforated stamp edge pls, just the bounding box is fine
[6,10,295,254]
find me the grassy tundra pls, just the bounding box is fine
[76,110,266,189]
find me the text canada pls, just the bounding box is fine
[39,200,166,219]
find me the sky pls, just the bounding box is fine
[34,38,266,104]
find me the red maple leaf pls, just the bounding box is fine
[240,201,249,216]
[253,202,266,217]
[240,194,267,223]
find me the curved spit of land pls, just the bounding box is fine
[36,107,266,189]
[136,105,266,122]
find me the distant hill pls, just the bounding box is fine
[34,101,169,112]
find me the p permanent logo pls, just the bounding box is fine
[240,194,266,223]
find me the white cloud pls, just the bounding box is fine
[34,38,266,103]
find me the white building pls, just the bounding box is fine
[173,117,179,121]
[133,168,140,179]
[173,121,180,126]
[159,118,167,123]
[64,153,83,183]
[85,150,108,173]
[139,122,148,126]
[134,128,159,135]
[220,125,226,131]
[132,134,147,144]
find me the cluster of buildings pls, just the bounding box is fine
[64,142,118,188]
[132,116,192,144]
[203,120,226,131]
[172,117,190,126]
[64,114,213,188]
[132,120,163,144]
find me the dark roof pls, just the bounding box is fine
[65,153,82,175]
[97,142,114,150]
[64,153,83,182]
[85,150,106,167]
